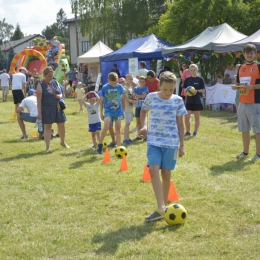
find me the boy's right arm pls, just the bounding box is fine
[139,109,148,138]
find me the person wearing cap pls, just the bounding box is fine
[0,69,11,102]
[16,89,43,140]
[82,91,101,148]
[11,67,27,110]
[74,82,85,112]
[118,77,125,86]
[110,64,121,78]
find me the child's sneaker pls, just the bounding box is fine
[235,152,249,159]
[107,142,117,148]
[19,135,29,141]
[128,139,133,143]
[97,143,103,154]
[184,132,191,136]
[123,139,131,145]
[193,132,197,137]
[249,154,260,162]
[145,210,164,222]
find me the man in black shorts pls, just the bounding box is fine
[11,67,27,111]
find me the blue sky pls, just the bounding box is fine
[0,0,73,36]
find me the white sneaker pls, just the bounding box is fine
[235,152,249,159]
[249,154,260,162]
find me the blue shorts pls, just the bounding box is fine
[104,113,122,121]
[135,107,141,118]
[147,144,178,170]
[89,122,101,132]
[19,113,37,123]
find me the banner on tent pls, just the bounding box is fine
[128,58,138,77]
[206,83,236,104]
[95,73,102,91]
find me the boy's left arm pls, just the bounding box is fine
[177,115,185,157]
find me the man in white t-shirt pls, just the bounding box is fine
[12,67,27,110]
[16,89,42,140]
[0,69,11,102]
[136,61,148,79]
[224,63,237,83]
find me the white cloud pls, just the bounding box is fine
[1,0,73,36]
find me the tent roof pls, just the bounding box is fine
[100,34,174,62]
[213,29,260,53]
[77,41,113,64]
[162,23,247,54]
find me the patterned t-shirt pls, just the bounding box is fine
[85,103,101,124]
[124,85,134,113]
[142,92,187,149]
[102,83,125,117]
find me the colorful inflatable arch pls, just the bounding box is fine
[10,49,47,74]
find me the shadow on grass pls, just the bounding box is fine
[60,149,102,169]
[0,120,16,125]
[3,138,43,144]
[0,149,59,162]
[92,222,181,255]
[210,159,253,176]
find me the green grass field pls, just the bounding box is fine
[0,96,260,260]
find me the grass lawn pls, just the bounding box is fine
[0,96,260,260]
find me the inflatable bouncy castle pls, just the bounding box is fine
[9,36,70,83]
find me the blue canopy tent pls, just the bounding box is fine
[99,34,174,84]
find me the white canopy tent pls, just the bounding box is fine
[77,41,113,83]
[162,23,247,54]
[77,41,113,63]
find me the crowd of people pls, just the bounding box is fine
[1,43,260,222]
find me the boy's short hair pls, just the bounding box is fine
[189,64,198,70]
[108,72,118,82]
[147,70,155,78]
[159,71,176,85]
[139,76,146,81]
[140,61,146,68]
[243,44,257,53]
[125,73,133,79]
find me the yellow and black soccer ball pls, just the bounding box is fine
[115,146,128,159]
[164,203,187,225]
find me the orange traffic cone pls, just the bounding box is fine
[141,165,151,182]
[102,149,111,164]
[168,180,179,202]
[120,155,128,171]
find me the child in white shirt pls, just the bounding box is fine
[82,91,101,148]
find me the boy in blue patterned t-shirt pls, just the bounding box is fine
[97,72,125,154]
[139,71,187,222]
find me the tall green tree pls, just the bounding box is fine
[0,18,14,44]
[42,9,69,55]
[73,0,168,49]
[10,24,24,41]
[56,8,68,38]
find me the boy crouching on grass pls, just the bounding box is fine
[123,74,137,145]
[82,91,101,148]
[97,72,126,154]
[139,71,187,222]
